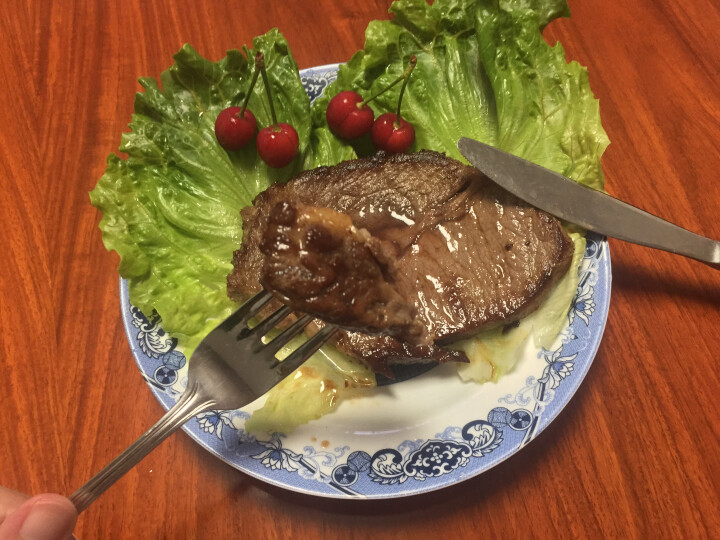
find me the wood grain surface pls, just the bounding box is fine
[1,1,719,538]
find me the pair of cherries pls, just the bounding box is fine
[326,55,417,153]
[215,52,298,168]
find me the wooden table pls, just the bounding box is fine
[2,1,718,537]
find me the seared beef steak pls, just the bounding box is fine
[259,201,428,345]
[228,150,574,370]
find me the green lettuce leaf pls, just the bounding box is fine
[312,0,608,188]
[245,340,375,435]
[312,0,498,160]
[475,0,609,189]
[91,32,353,354]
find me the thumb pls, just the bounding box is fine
[0,494,77,540]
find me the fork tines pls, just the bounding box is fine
[221,289,337,367]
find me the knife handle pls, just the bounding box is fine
[600,196,720,270]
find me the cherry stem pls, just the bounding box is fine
[361,54,417,111]
[239,53,262,116]
[257,52,280,131]
[394,55,417,128]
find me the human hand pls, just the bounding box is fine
[0,487,77,540]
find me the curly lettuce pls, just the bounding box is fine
[313,0,608,187]
[91,0,608,434]
[91,32,355,354]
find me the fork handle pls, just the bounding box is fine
[69,382,216,513]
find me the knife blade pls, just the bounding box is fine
[457,137,719,269]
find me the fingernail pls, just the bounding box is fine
[19,499,76,540]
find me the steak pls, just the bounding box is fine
[227,150,574,373]
[259,200,428,345]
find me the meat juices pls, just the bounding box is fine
[228,151,574,373]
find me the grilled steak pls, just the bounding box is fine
[228,150,574,372]
[259,200,428,345]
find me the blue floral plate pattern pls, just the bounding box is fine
[120,65,612,499]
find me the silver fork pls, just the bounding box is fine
[70,289,337,512]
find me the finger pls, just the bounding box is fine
[0,487,29,524]
[0,493,77,540]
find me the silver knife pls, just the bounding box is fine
[458,137,719,270]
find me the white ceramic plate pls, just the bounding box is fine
[120,65,612,499]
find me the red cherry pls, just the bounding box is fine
[371,113,415,154]
[215,107,257,150]
[326,91,374,139]
[257,123,299,168]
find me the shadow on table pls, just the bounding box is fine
[610,257,720,306]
